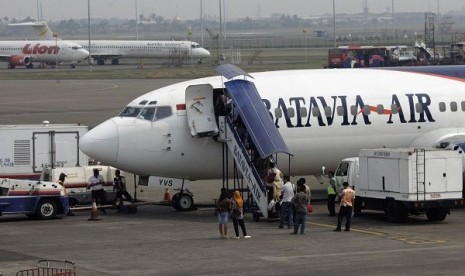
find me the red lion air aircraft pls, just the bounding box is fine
[0,40,89,69]
[80,65,465,213]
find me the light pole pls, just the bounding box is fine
[392,0,395,41]
[200,0,204,46]
[332,0,336,47]
[135,0,139,40]
[53,32,58,71]
[87,0,92,71]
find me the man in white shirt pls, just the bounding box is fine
[279,175,294,229]
[87,168,107,214]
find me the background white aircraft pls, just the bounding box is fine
[79,65,465,210]
[0,40,89,69]
[9,21,210,66]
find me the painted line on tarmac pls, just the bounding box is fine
[259,244,465,262]
[308,221,447,245]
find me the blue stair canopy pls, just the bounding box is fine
[224,79,292,158]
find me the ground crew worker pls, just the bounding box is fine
[87,168,107,214]
[327,171,337,216]
[113,169,133,203]
[334,182,355,232]
[57,172,74,216]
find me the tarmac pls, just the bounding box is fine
[2,202,465,276]
[2,79,465,275]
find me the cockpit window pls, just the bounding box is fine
[119,106,142,117]
[154,106,172,121]
[119,105,172,121]
[139,107,156,121]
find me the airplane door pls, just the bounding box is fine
[185,84,219,137]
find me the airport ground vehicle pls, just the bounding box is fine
[0,178,69,219]
[334,148,464,222]
[0,123,89,180]
[327,45,416,68]
[41,165,118,206]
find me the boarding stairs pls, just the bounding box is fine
[218,115,269,218]
[214,64,292,219]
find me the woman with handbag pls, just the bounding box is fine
[231,191,252,239]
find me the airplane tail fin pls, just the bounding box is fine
[8,21,59,40]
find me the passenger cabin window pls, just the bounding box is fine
[300,107,307,118]
[450,101,457,112]
[439,102,446,112]
[390,104,398,114]
[287,107,295,118]
[336,106,344,116]
[312,107,320,117]
[324,106,332,117]
[376,104,384,114]
[415,103,423,113]
[363,105,371,115]
[461,101,465,111]
[350,105,357,116]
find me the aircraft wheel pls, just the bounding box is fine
[111,59,119,65]
[36,199,57,220]
[7,63,15,69]
[26,63,34,69]
[97,59,105,66]
[172,192,194,211]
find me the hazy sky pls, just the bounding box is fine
[1,0,464,21]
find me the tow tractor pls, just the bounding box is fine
[0,178,69,219]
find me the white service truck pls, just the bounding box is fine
[335,148,464,222]
[0,123,89,180]
[41,165,119,206]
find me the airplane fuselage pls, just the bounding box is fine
[71,40,210,60]
[80,67,465,179]
[0,40,89,64]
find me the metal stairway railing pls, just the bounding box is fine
[219,116,269,218]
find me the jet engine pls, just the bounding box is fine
[10,55,32,66]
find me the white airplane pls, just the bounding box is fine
[0,40,89,69]
[9,21,211,65]
[71,40,211,66]
[79,65,465,212]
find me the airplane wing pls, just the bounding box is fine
[0,55,12,61]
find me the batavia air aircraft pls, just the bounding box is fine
[79,65,465,215]
[0,40,89,69]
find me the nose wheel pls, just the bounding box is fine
[172,192,195,211]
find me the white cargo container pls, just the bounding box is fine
[0,123,89,180]
[335,148,464,222]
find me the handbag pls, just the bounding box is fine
[307,203,314,213]
[265,171,277,183]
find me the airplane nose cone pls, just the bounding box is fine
[80,119,118,165]
[202,48,211,58]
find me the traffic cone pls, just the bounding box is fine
[88,200,100,221]
[163,188,171,202]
